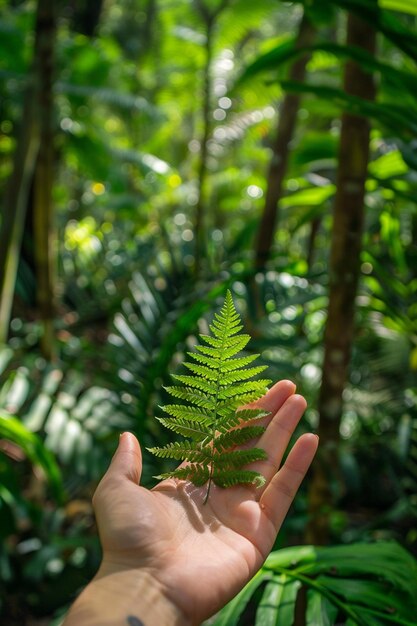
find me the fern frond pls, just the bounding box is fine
[221,336,252,359]
[157,464,210,486]
[199,334,250,356]
[195,344,220,357]
[187,352,221,368]
[235,408,270,421]
[218,380,271,399]
[157,417,208,441]
[172,374,216,394]
[212,448,267,468]
[219,354,259,372]
[164,386,214,408]
[213,426,266,451]
[213,470,267,488]
[162,404,214,425]
[220,366,268,385]
[183,362,220,380]
[150,290,271,501]
[148,441,206,462]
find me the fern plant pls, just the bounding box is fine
[149,290,271,502]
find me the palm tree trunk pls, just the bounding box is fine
[306,9,377,545]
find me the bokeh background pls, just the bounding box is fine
[1,0,417,624]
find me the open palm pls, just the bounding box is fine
[93,380,318,626]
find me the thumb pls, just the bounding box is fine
[108,432,142,484]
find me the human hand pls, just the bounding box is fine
[89,380,318,625]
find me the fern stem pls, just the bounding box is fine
[204,299,232,504]
[204,366,221,504]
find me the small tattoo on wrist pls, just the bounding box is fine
[127,617,145,626]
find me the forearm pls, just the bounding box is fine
[63,563,190,626]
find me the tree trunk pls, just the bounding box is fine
[193,0,229,275]
[254,13,316,271]
[194,17,214,276]
[306,9,377,545]
[70,0,104,37]
[33,1,57,360]
[0,0,55,344]
[306,217,321,270]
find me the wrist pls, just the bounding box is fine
[63,561,191,626]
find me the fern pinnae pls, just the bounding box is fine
[149,290,271,502]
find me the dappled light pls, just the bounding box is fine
[1,0,417,624]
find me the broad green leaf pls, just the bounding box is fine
[316,576,416,621]
[239,41,417,97]
[369,151,409,179]
[256,574,301,626]
[311,543,417,600]
[280,185,336,209]
[330,0,417,62]
[306,590,339,626]
[0,414,64,503]
[379,0,417,16]
[209,570,272,626]
[265,545,317,569]
[280,81,417,138]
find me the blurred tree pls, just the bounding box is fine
[0,0,56,352]
[193,0,230,274]
[69,0,104,37]
[254,10,316,271]
[307,3,378,545]
[33,1,57,360]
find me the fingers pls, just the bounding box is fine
[251,379,296,414]
[250,394,307,485]
[107,432,143,484]
[259,433,319,531]
[240,379,296,432]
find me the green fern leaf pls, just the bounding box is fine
[212,448,268,468]
[149,291,271,502]
[213,425,267,451]
[161,404,214,425]
[163,386,214,408]
[157,417,208,441]
[213,470,267,489]
[156,464,210,486]
[219,354,260,372]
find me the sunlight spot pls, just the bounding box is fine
[182,229,194,242]
[287,179,299,191]
[155,277,167,291]
[168,173,182,188]
[213,127,227,141]
[188,139,200,153]
[91,182,105,195]
[301,363,320,383]
[174,212,186,225]
[213,108,226,121]
[247,185,263,199]
[218,96,232,109]
[361,262,373,274]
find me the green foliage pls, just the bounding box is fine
[0,413,64,504]
[379,0,417,17]
[1,0,417,622]
[149,291,271,500]
[209,542,417,625]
